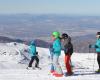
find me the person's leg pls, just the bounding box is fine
[50,52,54,73]
[28,56,35,67]
[51,63,55,72]
[53,55,63,75]
[35,56,39,67]
[97,53,100,69]
[65,54,72,75]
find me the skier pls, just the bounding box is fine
[27,41,41,70]
[49,43,55,73]
[61,33,73,76]
[89,32,100,73]
[51,31,63,77]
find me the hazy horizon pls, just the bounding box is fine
[0,14,99,41]
[0,0,100,16]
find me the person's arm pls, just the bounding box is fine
[90,43,100,48]
[91,45,96,48]
[49,44,54,53]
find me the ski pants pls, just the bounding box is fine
[53,55,63,74]
[65,54,72,74]
[50,52,54,71]
[28,56,39,67]
[97,53,100,69]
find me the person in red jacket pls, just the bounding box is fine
[61,33,73,76]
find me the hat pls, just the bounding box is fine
[62,33,68,39]
[52,31,60,38]
[97,32,100,35]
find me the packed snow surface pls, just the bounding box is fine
[0,43,100,80]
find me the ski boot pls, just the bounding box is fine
[64,72,74,76]
[35,66,42,70]
[95,69,100,73]
[26,67,34,70]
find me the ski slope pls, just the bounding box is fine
[0,42,100,80]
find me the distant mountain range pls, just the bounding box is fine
[0,14,100,40]
[0,36,24,43]
[0,35,96,53]
[0,14,99,52]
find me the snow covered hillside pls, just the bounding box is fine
[0,42,100,80]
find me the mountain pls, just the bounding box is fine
[72,34,96,53]
[0,36,24,43]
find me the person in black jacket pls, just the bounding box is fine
[61,33,73,76]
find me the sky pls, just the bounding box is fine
[0,0,100,16]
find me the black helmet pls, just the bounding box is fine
[62,33,68,39]
[97,32,100,35]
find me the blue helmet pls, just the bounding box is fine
[30,40,36,45]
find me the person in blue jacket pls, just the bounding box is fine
[51,31,63,77]
[89,32,100,73]
[27,41,40,69]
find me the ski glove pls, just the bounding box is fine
[49,48,54,53]
[95,45,99,48]
[89,44,92,48]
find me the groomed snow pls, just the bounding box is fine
[0,43,100,80]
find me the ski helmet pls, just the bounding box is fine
[62,33,68,39]
[52,31,60,38]
[97,32,100,35]
[30,40,35,45]
[97,32,100,38]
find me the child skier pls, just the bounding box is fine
[89,32,100,73]
[27,41,41,70]
[51,31,63,77]
[61,33,73,76]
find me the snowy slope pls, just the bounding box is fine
[0,42,100,80]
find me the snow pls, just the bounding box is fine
[0,42,100,80]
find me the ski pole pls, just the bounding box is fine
[88,44,91,59]
[89,46,91,53]
[93,50,96,72]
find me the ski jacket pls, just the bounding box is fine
[28,44,36,57]
[53,38,61,56]
[91,39,100,53]
[62,36,72,48]
[61,36,73,55]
